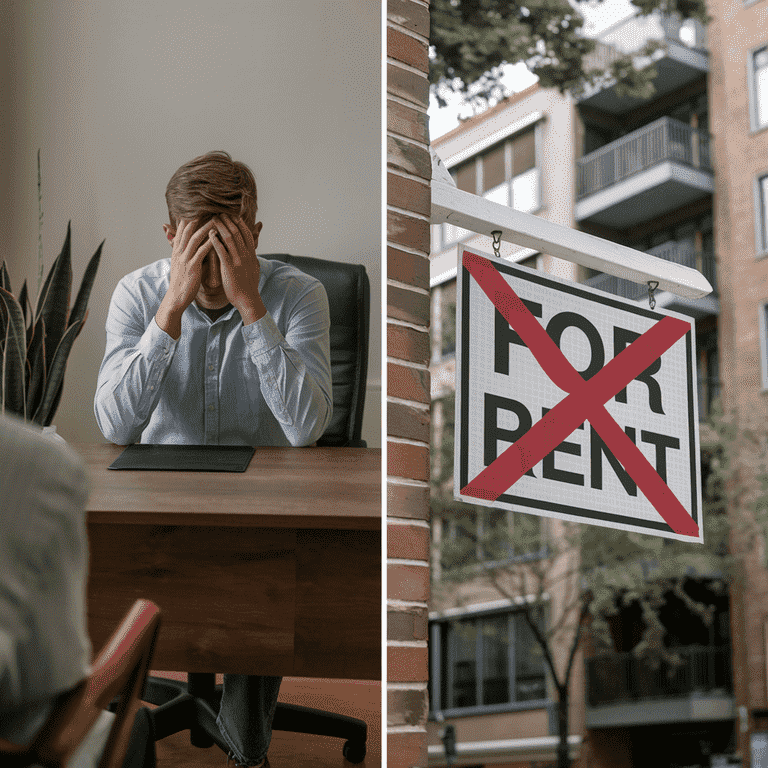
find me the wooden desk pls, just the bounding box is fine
[76,444,381,681]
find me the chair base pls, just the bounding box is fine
[144,674,368,763]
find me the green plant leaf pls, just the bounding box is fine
[35,220,72,374]
[34,314,85,425]
[0,286,26,418]
[18,279,29,330]
[68,240,103,331]
[0,262,11,294]
[43,380,64,428]
[25,316,46,421]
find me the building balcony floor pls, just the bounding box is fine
[585,645,733,728]
[577,11,708,116]
[586,690,734,729]
[575,116,714,229]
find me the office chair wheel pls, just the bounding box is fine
[343,739,366,763]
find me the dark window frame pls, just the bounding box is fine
[429,606,550,718]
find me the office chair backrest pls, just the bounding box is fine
[263,254,370,447]
[0,599,161,768]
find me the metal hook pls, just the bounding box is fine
[647,280,659,310]
[491,230,502,258]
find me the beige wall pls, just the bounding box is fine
[1,0,381,446]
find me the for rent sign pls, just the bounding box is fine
[454,247,703,542]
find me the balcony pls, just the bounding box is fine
[575,117,714,228]
[585,645,734,728]
[578,12,709,115]
[583,242,718,319]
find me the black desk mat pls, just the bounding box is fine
[108,444,256,472]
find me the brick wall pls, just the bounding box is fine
[707,0,768,761]
[387,1,432,766]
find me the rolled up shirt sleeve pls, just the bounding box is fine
[241,280,333,446]
[94,278,179,445]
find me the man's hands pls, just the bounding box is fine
[156,218,213,339]
[208,214,266,325]
[156,214,265,339]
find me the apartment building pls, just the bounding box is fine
[706,0,768,763]
[426,6,759,765]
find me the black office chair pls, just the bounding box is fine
[144,255,371,763]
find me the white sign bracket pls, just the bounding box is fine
[430,150,713,301]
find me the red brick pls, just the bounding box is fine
[388,644,429,680]
[388,362,430,404]
[388,63,429,107]
[387,135,431,180]
[388,323,430,365]
[388,731,429,768]
[387,27,429,70]
[388,172,431,218]
[387,481,430,520]
[387,0,430,39]
[388,604,429,641]
[388,400,430,443]
[388,101,429,144]
[388,247,429,292]
[388,688,429,727]
[388,283,430,325]
[388,441,429,482]
[388,522,430,560]
[388,563,430,601]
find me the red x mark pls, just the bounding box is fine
[461,252,699,538]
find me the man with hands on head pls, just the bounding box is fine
[94,151,333,768]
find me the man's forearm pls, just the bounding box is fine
[94,319,179,444]
[155,295,185,340]
[237,295,268,326]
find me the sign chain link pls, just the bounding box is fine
[491,230,502,259]
[648,281,659,310]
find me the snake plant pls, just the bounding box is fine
[0,222,103,425]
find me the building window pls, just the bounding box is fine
[479,128,539,213]
[751,45,768,131]
[697,329,720,420]
[440,279,456,358]
[439,126,541,250]
[758,175,768,254]
[429,609,548,714]
[761,302,768,390]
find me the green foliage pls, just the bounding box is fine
[430,0,709,108]
[0,222,103,425]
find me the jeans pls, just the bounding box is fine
[216,674,282,765]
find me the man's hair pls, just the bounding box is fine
[165,150,258,230]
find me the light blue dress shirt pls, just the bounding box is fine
[94,256,333,446]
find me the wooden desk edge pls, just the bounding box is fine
[86,510,381,530]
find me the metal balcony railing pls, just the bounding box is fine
[586,645,732,707]
[583,245,717,301]
[576,117,712,200]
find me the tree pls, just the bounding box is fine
[431,394,768,768]
[429,0,709,109]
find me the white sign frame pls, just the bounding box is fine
[454,245,703,542]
